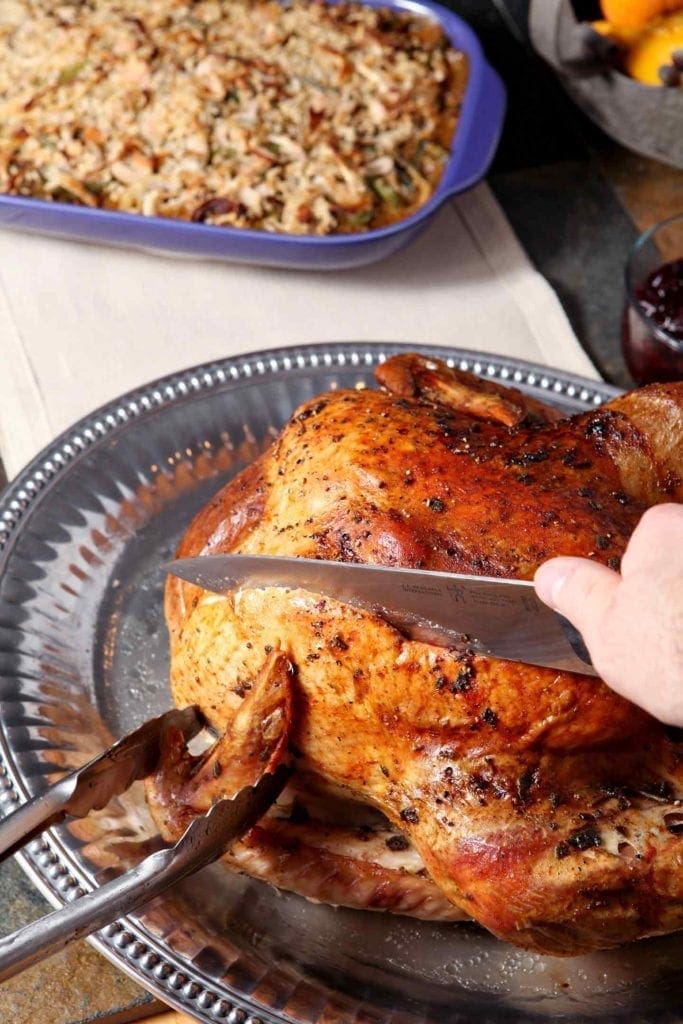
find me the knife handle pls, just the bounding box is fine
[558,615,594,671]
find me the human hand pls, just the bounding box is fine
[534,504,683,725]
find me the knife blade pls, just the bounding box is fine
[166,554,596,676]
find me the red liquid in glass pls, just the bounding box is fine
[621,258,683,384]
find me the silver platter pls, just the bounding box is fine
[1,342,680,1024]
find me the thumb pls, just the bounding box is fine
[534,556,620,650]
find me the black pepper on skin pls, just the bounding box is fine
[504,449,549,467]
[451,665,473,693]
[385,834,411,851]
[516,766,539,805]
[585,417,608,439]
[296,400,328,422]
[232,681,252,698]
[400,807,419,823]
[556,825,602,859]
[481,707,498,727]
[469,772,490,793]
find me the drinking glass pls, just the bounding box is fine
[621,213,683,384]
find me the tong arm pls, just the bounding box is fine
[0,706,203,863]
[0,764,289,984]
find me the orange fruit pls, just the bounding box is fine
[601,0,683,30]
[590,18,641,44]
[623,10,683,81]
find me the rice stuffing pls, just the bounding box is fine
[0,0,468,235]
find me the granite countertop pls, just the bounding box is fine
[0,859,163,1023]
[0,1,681,1022]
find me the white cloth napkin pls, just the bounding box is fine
[0,183,598,481]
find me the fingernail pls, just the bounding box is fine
[534,562,574,610]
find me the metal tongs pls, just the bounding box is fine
[0,706,289,983]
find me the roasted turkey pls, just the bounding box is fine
[147,353,683,956]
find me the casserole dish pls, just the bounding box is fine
[0,0,505,270]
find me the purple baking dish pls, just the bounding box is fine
[0,0,505,270]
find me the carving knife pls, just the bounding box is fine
[167,554,596,676]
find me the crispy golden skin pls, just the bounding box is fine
[146,651,462,921]
[164,354,683,955]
